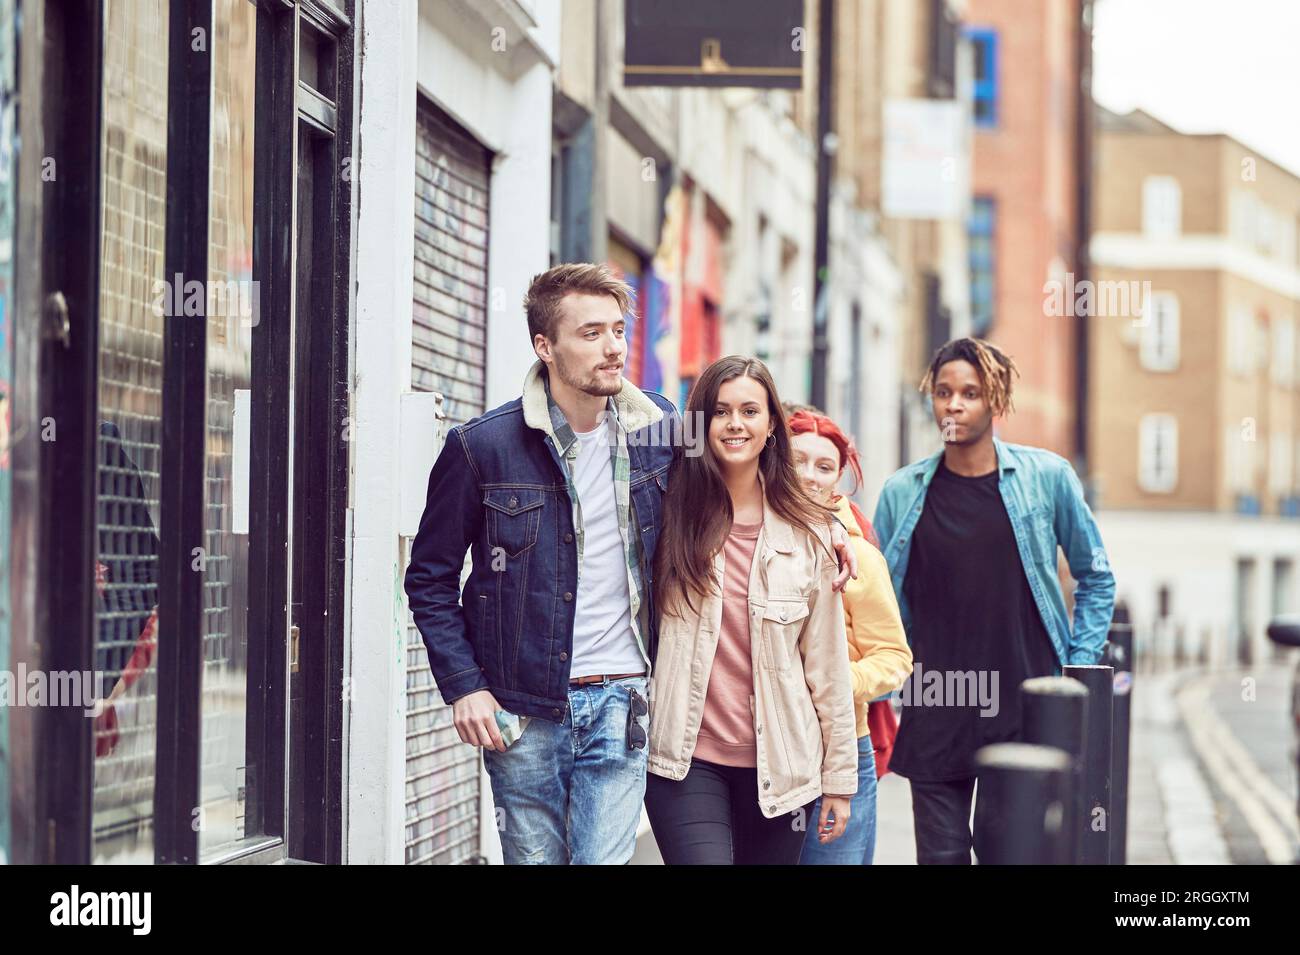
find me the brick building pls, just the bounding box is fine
[963,0,1091,460]
[1090,105,1300,666]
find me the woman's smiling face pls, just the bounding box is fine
[791,431,842,504]
[709,375,771,471]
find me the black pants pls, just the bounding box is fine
[909,776,994,865]
[645,759,811,865]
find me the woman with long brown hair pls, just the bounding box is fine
[644,356,859,864]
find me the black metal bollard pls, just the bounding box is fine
[972,743,1074,864]
[1112,601,1131,626]
[1063,664,1114,864]
[1103,622,1134,865]
[1020,676,1088,863]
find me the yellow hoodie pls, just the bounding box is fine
[834,494,914,738]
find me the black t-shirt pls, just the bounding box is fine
[890,458,1059,782]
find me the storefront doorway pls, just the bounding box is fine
[8,0,353,865]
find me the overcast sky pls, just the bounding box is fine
[1091,0,1300,177]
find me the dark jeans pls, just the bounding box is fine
[909,776,994,864]
[645,759,812,865]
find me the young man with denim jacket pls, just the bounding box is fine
[405,263,860,864]
[404,264,674,864]
[872,338,1115,864]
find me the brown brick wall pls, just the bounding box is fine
[967,0,1082,458]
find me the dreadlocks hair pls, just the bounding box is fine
[919,337,1020,418]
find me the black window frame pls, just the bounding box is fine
[33,0,105,866]
[24,0,354,866]
[155,0,215,866]
[284,0,352,865]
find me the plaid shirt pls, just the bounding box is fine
[544,375,649,668]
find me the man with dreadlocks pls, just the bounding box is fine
[872,337,1114,864]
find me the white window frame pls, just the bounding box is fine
[1138,413,1178,493]
[1139,292,1179,371]
[1228,305,1257,376]
[1269,433,1293,495]
[1255,204,1276,256]
[1142,175,1181,238]
[1273,559,1296,617]
[1281,215,1297,266]
[1271,315,1296,387]
[1230,191,1250,247]
[1225,423,1256,495]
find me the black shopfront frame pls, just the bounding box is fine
[19,0,353,865]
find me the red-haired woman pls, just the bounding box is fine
[644,357,860,864]
[788,408,913,864]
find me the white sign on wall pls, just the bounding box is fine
[881,98,969,220]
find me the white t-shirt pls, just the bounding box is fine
[568,415,644,678]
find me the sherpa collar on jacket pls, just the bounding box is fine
[521,359,665,445]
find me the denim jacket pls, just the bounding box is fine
[871,437,1115,667]
[404,361,679,723]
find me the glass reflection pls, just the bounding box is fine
[92,0,169,865]
[200,0,257,858]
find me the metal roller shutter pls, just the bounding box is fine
[405,97,492,865]
[411,98,491,429]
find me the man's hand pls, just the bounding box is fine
[818,795,852,843]
[452,689,507,752]
[829,520,859,592]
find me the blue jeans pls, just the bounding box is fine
[799,735,877,865]
[482,676,648,864]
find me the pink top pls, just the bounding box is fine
[694,517,763,768]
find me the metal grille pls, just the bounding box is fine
[92,0,169,863]
[412,97,491,429]
[404,615,483,864]
[405,98,492,865]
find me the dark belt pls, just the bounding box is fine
[569,671,645,686]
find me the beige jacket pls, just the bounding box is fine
[647,487,859,818]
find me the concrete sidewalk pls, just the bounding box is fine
[634,668,1228,864]
[873,771,917,864]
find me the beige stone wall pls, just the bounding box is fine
[557,0,595,109]
[831,0,971,407]
[1089,266,1221,511]
[1091,127,1300,516]
[1218,271,1300,514]
[1093,133,1222,234]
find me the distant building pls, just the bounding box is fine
[1090,105,1300,666]
[963,0,1093,460]
[834,0,973,495]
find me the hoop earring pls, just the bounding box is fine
[765,433,776,449]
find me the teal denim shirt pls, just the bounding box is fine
[872,437,1115,668]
